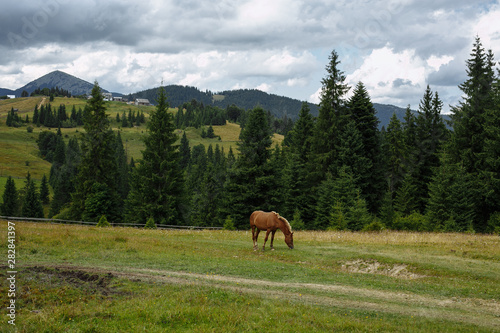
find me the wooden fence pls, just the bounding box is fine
[0,216,223,230]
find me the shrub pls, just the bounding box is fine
[393,212,429,231]
[290,209,305,231]
[486,212,500,235]
[223,215,236,230]
[97,215,111,227]
[145,217,157,229]
[362,220,386,232]
[52,207,72,221]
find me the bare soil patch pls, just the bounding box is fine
[341,259,426,279]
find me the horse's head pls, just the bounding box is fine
[285,232,294,249]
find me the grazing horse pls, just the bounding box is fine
[250,211,294,250]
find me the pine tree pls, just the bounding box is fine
[179,131,191,169]
[426,152,476,231]
[483,68,500,229]
[282,102,316,224]
[314,167,367,230]
[312,49,350,177]
[448,36,498,231]
[39,174,50,205]
[288,102,314,162]
[126,86,184,225]
[412,86,447,212]
[1,176,19,216]
[384,113,406,193]
[49,137,81,218]
[114,131,129,203]
[224,107,275,228]
[394,173,419,216]
[450,36,495,172]
[347,82,385,212]
[334,119,371,189]
[82,182,117,223]
[70,81,120,222]
[21,172,44,218]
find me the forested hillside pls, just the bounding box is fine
[1,37,499,234]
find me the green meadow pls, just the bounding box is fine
[1,220,499,332]
[0,97,282,180]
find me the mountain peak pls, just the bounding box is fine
[14,70,106,96]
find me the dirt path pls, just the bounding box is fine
[38,97,46,109]
[21,263,500,330]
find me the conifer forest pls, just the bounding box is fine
[2,37,500,234]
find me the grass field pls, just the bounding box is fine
[1,220,499,332]
[0,97,283,201]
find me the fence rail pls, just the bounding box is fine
[0,216,223,230]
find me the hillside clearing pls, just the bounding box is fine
[2,221,499,332]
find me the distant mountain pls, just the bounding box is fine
[5,71,449,128]
[11,70,108,97]
[129,85,417,128]
[0,88,15,96]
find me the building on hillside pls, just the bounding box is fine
[102,93,113,101]
[135,98,150,106]
[113,96,124,102]
[7,95,15,99]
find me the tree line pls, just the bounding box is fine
[2,37,499,233]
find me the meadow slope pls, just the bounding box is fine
[1,220,499,332]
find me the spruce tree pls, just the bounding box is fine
[114,131,129,203]
[450,36,494,172]
[393,173,419,216]
[312,49,350,177]
[334,119,371,190]
[402,105,417,173]
[282,102,316,224]
[21,172,44,218]
[448,36,498,231]
[39,174,50,205]
[426,152,476,231]
[70,81,120,222]
[413,86,447,212]
[1,176,19,216]
[224,107,275,228]
[179,131,191,169]
[49,137,80,218]
[347,82,385,212]
[384,113,406,193]
[126,86,184,225]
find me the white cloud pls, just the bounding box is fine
[427,55,454,71]
[346,46,427,105]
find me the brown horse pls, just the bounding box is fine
[250,211,294,250]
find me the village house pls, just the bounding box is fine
[135,98,150,106]
[102,93,113,101]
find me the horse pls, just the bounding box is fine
[250,211,294,251]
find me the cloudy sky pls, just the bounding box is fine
[1,0,499,113]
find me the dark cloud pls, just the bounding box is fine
[392,78,415,88]
[1,0,498,110]
[428,58,468,87]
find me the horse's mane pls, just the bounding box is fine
[272,211,292,232]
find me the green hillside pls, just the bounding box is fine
[0,97,282,206]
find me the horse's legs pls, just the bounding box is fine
[270,230,277,250]
[263,229,272,251]
[252,227,260,251]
